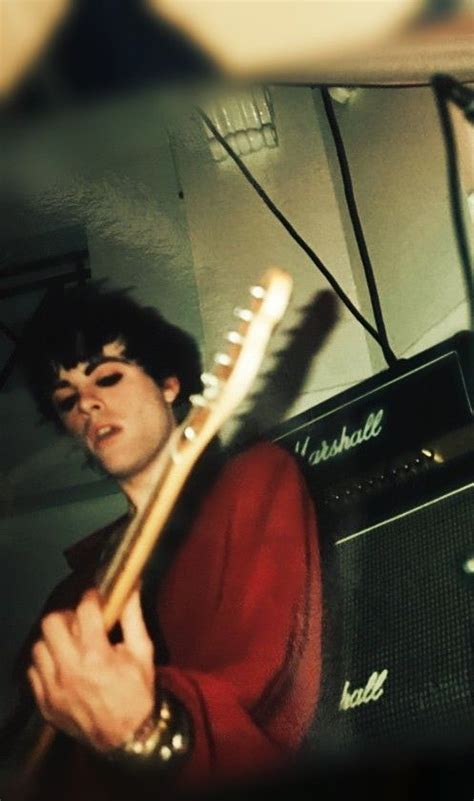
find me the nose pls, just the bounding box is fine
[77,389,104,415]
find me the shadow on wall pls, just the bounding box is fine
[230,289,339,450]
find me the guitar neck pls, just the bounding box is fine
[97,417,212,631]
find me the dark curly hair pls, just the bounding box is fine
[20,281,203,426]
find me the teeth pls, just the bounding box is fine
[97,425,113,438]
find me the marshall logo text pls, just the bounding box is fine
[339,669,389,711]
[294,408,384,468]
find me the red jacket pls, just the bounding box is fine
[21,442,322,799]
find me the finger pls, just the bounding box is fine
[31,640,58,693]
[63,608,80,638]
[28,664,91,736]
[27,666,47,713]
[120,588,154,665]
[75,589,109,653]
[28,664,57,725]
[41,610,77,663]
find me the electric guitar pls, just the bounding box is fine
[11,266,293,798]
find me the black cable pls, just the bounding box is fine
[197,107,386,351]
[431,74,474,123]
[431,74,474,332]
[320,87,397,367]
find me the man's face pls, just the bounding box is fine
[51,341,180,481]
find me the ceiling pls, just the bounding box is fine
[3,2,474,119]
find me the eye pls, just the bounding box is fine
[96,372,123,387]
[55,394,78,414]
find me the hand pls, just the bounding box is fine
[28,588,155,752]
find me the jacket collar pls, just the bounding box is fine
[64,513,130,571]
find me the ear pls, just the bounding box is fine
[162,375,181,404]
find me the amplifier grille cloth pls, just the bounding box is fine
[310,485,474,754]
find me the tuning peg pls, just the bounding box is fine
[250,285,266,299]
[233,307,253,322]
[200,372,221,401]
[189,394,208,408]
[201,372,220,387]
[214,352,232,366]
[226,330,244,345]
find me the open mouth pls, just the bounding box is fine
[93,425,122,449]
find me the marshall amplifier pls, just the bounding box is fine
[271,330,474,761]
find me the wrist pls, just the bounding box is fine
[122,696,174,757]
[107,689,192,769]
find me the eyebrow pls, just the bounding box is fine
[52,356,130,390]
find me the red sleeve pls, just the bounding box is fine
[157,442,322,789]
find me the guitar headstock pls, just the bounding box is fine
[176,267,293,452]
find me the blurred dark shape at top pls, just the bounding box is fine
[4,0,216,118]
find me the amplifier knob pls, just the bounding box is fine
[462,557,474,575]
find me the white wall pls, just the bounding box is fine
[323,84,472,369]
[1,87,204,498]
[2,87,203,330]
[171,85,373,439]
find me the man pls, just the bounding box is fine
[13,282,322,799]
